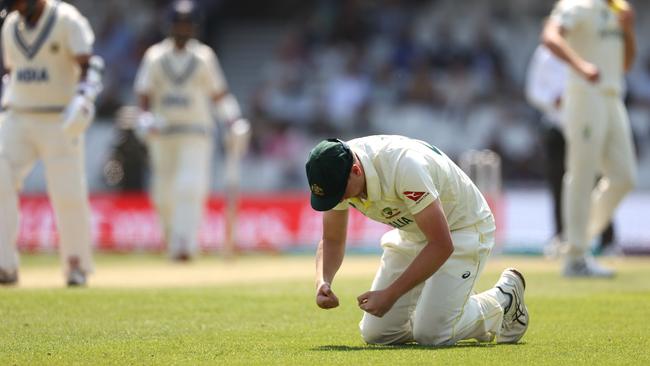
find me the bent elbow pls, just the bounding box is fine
[445,241,455,258]
[541,33,555,49]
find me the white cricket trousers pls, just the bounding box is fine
[147,133,211,258]
[359,216,504,345]
[563,86,637,258]
[0,111,93,274]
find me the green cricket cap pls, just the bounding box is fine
[305,138,353,211]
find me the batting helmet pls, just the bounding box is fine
[169,0,199,25]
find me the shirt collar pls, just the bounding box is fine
[163,38,198,53]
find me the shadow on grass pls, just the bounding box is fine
[313,342,526,352]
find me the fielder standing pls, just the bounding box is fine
[306,135,528,345]
[525,43,616,257]
[134,0,246,261]
[542,0,636,277]
[0,0,103,286]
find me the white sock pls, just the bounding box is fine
[480,287,511,310]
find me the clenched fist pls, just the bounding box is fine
[316,282,339,309]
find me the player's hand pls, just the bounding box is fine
[357,289,398,318]
[225,118,251,158]
[62,94,95,140]
[316,282,339,309]
[578,62,600,84]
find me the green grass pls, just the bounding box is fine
[1,255,650,365]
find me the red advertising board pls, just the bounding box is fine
[17,193,391,252]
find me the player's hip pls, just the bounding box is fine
[382,216,495,257]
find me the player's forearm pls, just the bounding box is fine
[384,241,453,300]
[622,29,636,72]
[138,94,151,111]
[75,54,91,80]
[542,28,586,74]
[316,239,345,286]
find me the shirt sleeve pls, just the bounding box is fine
[203,47,227,95]
[134,49,155,95]
[64,7,94,55]
[395,152,439,215]
[550,0,587,32]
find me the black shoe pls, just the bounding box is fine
[0,268,18,285]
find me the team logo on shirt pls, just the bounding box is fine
[16,67,49,82]
[403,191,428,203]
[310,184,325,196]
[381,207,402,219]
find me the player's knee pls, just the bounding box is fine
[175,186,206,203]
[50,189,88,211]
[359,321,407,345]
[412,323,453,346]
[360,329,396,345]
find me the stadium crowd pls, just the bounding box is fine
[9,0,650,191]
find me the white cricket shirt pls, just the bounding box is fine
[134,38,227,127]
[333,135,493,244]
[551,0,625,95]
[1,0,94,110]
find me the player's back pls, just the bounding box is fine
[350,135,493,232]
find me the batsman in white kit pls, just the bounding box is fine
[306,136,529,346]
[543,0,637,277]
[0,0,103,286]
[134,0,248,261]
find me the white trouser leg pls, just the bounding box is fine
[563,88,607,259]
[39,119,93,274]
[149,137,176,246]
[359,230,422,345]
[360,219,501,346]
[0,158,20,272]
[587,97,636,241]
[412,224,501,345]
[0,113,37,272]
[169,136,210,257]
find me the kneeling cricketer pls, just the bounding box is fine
[306,135,529,345]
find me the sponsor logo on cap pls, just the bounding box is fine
[310,184,325,196]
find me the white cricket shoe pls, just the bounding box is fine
[495,268,529,344]
[562,256,615,278]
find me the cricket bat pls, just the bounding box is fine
[223,119,251,259]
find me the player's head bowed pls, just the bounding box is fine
[306,139,354,211]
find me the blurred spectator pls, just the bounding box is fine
[38,0,650,192]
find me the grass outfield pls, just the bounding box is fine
[1,254,649,365]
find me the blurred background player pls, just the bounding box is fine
[542,0,637,277]
[0,0,102,286]
[525,43,617,258]
[134,0,247,261]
